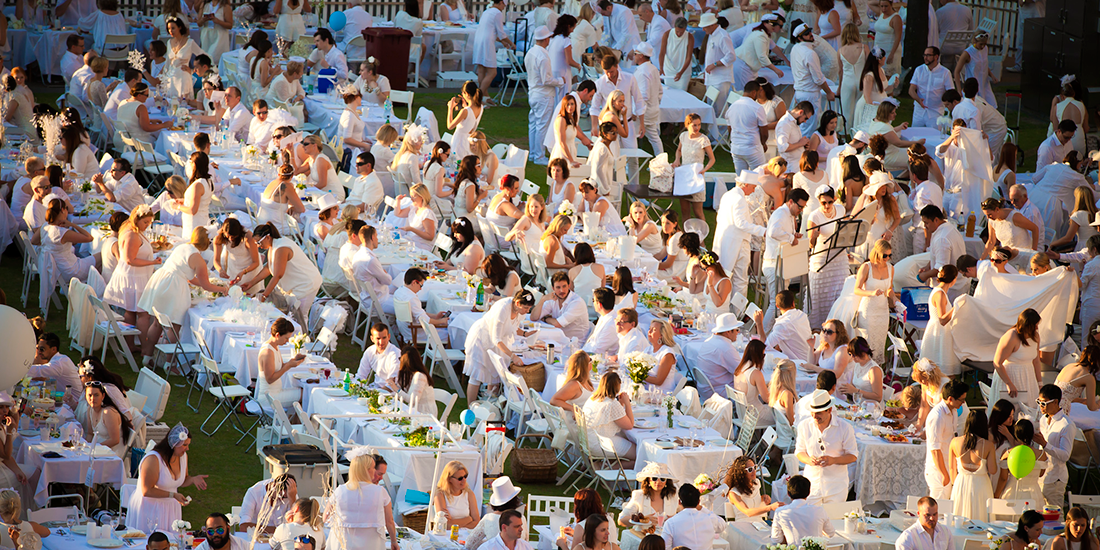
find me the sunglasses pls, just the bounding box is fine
[820,200,835,206]
[203,527,226,536]
[356,161,368,166]
[257,110,269,116]
[993,258,1007,264]
[1036,398,1055,407]
[452,474,468,481]
[821,328,835,335]
[883,253,893,259]
[295,535,315,544]
[84,381,103,388]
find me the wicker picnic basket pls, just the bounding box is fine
[509,362,546,392]
[510,433,557,483]
[403,510,428,533]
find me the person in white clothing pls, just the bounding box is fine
[480,511,534,550]
[694,314,744,400]
[917,206,967,283]
[92,159,146,213]
[726,81,770,171]
[531,272,591,342]
[1009,184,1046,252]
[305,29,348,80]
[755,290,813,361]
[30,333,84,408]
[925,379,968,499]
[589,55,643,150]
[341,0,373,60]
[472,0,515,102]
[1036,120,1075,170]
[946,88,981,133]
[733,15,785,90]
[714,170,767,299]
[936,0,973,55]
[597,0,641,55]
[632,43,664,155]
[662,484,726,550]
[248,100,279,151]
[218,87,252,140]
[393,268,449,344]
[584,288,620,356]
[795,389,858,503]
[239,474,297,533]
[700,12,735,140]
[762,188,808,329]
[1037,384,1076,507]
[908,47,955,128]
[612,308,648,360]
[790,24,834,136]
[61,35,85,85]
[896,497,956,550]
[775,102,814,170]
[352,226,393,310]
[357,324,400,390]
[638,4,671,57]
[771,475,836,543]
[70,52,97,103]
[526,27,565,165]
[909,159,945,254]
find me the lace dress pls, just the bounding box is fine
[808,205,848,328]
[951,456,993,522]
[990,337,1041,411]
[989,211,1033,251]
[581,398,631,455]
[839,47,866,130]
[855,263,891,362]
[920,287,960,375]
[104,231,155,312]
[127,451,188,533]
[326,483,391,550]
[677,131,710,202]
[275,0,306,41]
[451,106,483,158]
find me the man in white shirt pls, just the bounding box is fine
[1038,384,1076,507]
[525,27,565,165]
[589,55,642,150]
[612,308,647,360]
[481,511,535,550]
[789,24,833,136]
[70,51,97,102]
[22,177,52,233]
[638,3,671,60]
[392,268,448,343]
[584,288,620,356]
[195,513,248,550]
[755,290,813,361]
[976,93,1009,164]
[701,12,735,140]
[531,272,590,341]
[11,157,45,223]
[357,323,400,390]
[925,379,968,498]
[352,225,394,312]
[1009,184,1046,251]
[775,102,814,171]
[795,389,858,503]
[909,158,944,254]
[60,35,85,86]
[825,131,870,189]
[1036,120,1075,170]
[348,152,384,214]
[341,0,373,60]
[29,333,83,409]
[92,159,145,212]
[916,206,967,283]
[248,100,278,150]
[306,28,349,80]
[693,313,743,400]
[662,484,726,550]
[909,47,955,128]
[714,170,767,299]
[597,0,641,55]
[726,80,769,172]
[762,188,808,329]
[795,371,838,426]
[936,0,973,55]
[896,497,956,550]
[771,475,836,543]
[218,87,253,141]
[104,69,144,120]
[632,43,664,155]
[239,474,297,532]
[943,89,980,133]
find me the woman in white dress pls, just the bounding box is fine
[324,451,398,550]
[372,125,400,173]
[672,113,716,222]
[441,218,485,275]
[163,19,206,99]
[541,214,575,272]
[769,359,798,451]
[472,0,513,103]
[243,223,324,325]
[258,161,306,235]
[453,155,487,222]
[808,110,841,167]
[982,197,1040,257]
[399,345,436,416]
[568,243,606,310]
[438,0,468,21]
[505,193,549,254]
[152,0,188,40]
[447,82,484,159]
[852,239,893,363]
[865,102,925,172]
[618,463,677,526]
[550,95,590,167]
[180,152,214,238]
[836,24,867,131]
[990,309,1043,410]
[271,498,325,550]
[656,210,689,280]
[873,0,902,77]
[814,0,856,50]
[391,126,426,192]
[794,151,828,230]
[549,16,581,106]
[1050,186,1097,252]
[301,135,345,201]
[104,207,159,350]
[641,320,680,392]
[853,48,892,132]
[920,266,961,375]
[570,5,601,66]
[128,425,208,533]
[545,159,577,217]
[700,254,733,313]
[3,68,35,143]
[339,87,372,162]
[579,180,627,237]
[551,351,595,413]
[1000,420,1046,503]
[582,371,636,459]
[807,319,850,382]
[471,131,501,186]
[949,411,998,522]
[733,340,775,424]
[724,455,779,521]
[265,61,306,123]
[423,141,454,208]
[197,0,232,69]
[355,59,392,106]
[660,18,694,90]
[256,318,306,408]
[624,201,664,257]
[853,173,901,262]
[212,218,262,292]
[1055,346,1100,429]
[464,290,537,399]
[807,185,847,327]
[250,42,281,102]
[757,81,787,157]
[1046,78,1088,157]
[1051,507,1100,550]
[81,0,126,54]
[32,198,95,282]
[397,183,438,250]
[953,32,997,107]
[118,83,174,149]
[82,381,133,458]
[480,254,522,302]
[838,336,883,402]
[487,174,523,233]
[273,0,307,42]
[432,461,481,529]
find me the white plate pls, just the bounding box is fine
[87,539,124,548]
[324,388,348,397]
[654,440,676,449]
[71,524,88,534]
[710,439,733,446]
[292,372,314,380]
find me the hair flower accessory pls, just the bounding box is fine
[870,46,885,59]
[405,124,427,145]
[169,423,190,447]
[346,445,376,461]
[336,82,358,97]
[1061,74,1077,88]
[78,360,95,376]
[914,358,937,373]
[204,73,221,88]
[368,56,376,63]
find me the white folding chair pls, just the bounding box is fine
[433,388,457,421]
[420,318,466,398]
[198,353,254,439]
[87,294,141,372]
[390,90,415,125]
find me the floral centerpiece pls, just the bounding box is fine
[664,394,676,428]
[288,333,310,354]
[987,534,1010,550]
[623,352,656,399]
[694,473,716,495]
[558,200,576,218]
[462,272,483,304]
[402,425,439,448]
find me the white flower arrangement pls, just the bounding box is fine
[558,200,576,218]
[623,352,657,385]
[843,511,861,519]
[289,333,310,353]
[127,49,146,72]
[171,520,191,531]
[461,271,482,288]
[766,545,797,550]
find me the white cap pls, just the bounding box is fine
[793,23,810,37]
[699,13,718,27]
[761,13,779,22]
[634,42,654,58]
[533,26,552,41]
[853,130,871,143]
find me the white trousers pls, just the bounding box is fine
[762,263,781,331]
[733,145,767,173]
[528,88,557,163]
[926,467,952,500]
[708,81,732,141]
[642,109,663,156]
[912,104,943,128]
[732,59,757,91]
[794,90,821,138]
[728,239,753,302]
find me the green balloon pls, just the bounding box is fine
[1007,445,1037,479]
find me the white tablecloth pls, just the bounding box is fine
[304,96,400,146]
[624,422,739,483]
[8,29,77,77]
[446,312,569,358]
[852,431,927,507]
[24,441,124,506]
[660,87,715,125]
[183,298,299,361]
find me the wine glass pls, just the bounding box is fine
[66,513,77,540]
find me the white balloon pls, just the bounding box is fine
[0,305,35,391]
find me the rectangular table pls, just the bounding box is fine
[25,441,124,506]
[624,422,740,483]
[660,87,715,125]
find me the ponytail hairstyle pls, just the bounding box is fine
[961,409,987,453]
[461,80,483,108]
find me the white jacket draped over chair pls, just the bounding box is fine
[67,278,98,352]
[699,393,734,441]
